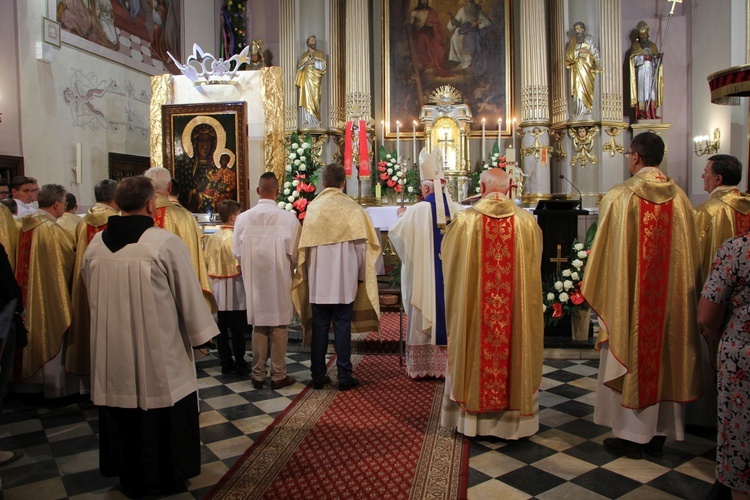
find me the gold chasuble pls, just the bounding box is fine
[153,194,218,313]
[67,204,119,375]
[15,211,75,379]
[0,203,18,273]
[204,227,240,278]
[291,188,381,346]
[581,168,703,409]
[442,195,543,415]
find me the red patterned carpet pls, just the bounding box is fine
[207,355,468,499]
[350,312,406,354]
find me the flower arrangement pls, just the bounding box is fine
[471,142,506,193]
[542,222,598,326]
[376,146,406,197]
[220,0,247,58]
[277,132,321,221]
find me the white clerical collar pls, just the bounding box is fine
[709,184,738,197]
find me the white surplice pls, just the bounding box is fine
[233,199,301,326]
[82,227,218,410]
[308,240,366,304]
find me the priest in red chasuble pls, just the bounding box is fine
[582,132,703,459]
[441,168,543,439]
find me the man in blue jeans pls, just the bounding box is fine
[292,163,381,391]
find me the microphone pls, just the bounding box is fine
[559,174,582,209]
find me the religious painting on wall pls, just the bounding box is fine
[383,0,513,138]
[49,0,182,75]
[162,102,248,214]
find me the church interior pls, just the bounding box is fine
[1,0,749,497]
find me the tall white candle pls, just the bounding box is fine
[412,120,417,168]
[482,118,486,162]
[512,118,517,154]
[498,118,503,156]
[396,121,401,161]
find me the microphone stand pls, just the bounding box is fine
[559,174,583,209]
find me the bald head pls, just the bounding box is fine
[480,168,510,197]
[257,172,279,199]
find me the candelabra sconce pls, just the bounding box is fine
[602,127,624,158]
[694,129,721,156]
[550,129,567,161]
[520,127,549,160]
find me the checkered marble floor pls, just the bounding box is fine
[0,355,717,499]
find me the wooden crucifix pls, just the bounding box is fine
[550,244,568,273]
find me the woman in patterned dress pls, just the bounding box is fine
[698,233,750,499]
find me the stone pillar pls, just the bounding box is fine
[328,0,345,129]
[598,0,627,194]
[519,0,551,204]
[345,0,372,122]
[280,0,297,132]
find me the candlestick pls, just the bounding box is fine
[396,120,401,161]
[412,121,417,169]
[482,118,486,162]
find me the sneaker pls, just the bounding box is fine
[251,378,264,390]
[271,376,296,390]
[338,377,360,392]
[603,437,643,459]
[312,376,332,390]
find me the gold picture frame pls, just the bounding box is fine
[162,102,248,213]
[382,0,513,138]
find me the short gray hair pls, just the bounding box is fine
[38,184,66,208]
[480,169,510,191]
[94,179,118,203]
[144,167,172,191]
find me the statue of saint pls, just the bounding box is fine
[247,40,266,70]
[295,35,327,126]
[565,22,602,116]
[629,21,663,120]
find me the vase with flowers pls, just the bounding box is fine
[277,132,322,221]
[542,223,598,339]
[376,146,407,204]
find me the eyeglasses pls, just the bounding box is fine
[623,150,637,158]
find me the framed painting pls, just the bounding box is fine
[162,102,248,214]
[48,0,182,75]
[43,17,62,48]
[383,0,513,138]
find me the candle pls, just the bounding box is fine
[381,120,385,146]
[396,120,401,161]
[481,118,486,162]
[498,118,503,156]
[512,118,517,154]
[412,120,417,168]
[375,183,381,201]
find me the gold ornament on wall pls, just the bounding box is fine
[602,126,624,158]
[569,125,599,167]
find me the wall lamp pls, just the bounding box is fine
[693,128,721,156]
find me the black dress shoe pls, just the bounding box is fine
[645,436,666,457]
[603,437,643,459]
[221,365,236,374]
[251,378,264,390]
[338,377,360,391]
[312,376,332,390]
[236,366,251,377]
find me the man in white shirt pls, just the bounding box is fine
[10,176,37,217]
[292,164,381,391]
[82,175,218,497]
[234,172,301,390]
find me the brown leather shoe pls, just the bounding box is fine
[271,376,296,390]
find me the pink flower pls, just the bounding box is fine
[570,292,584,306]
[387,180,396,188]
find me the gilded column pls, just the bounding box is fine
[344,0,372,122]
[280,0,297,132]
[328,0,345,129]
[550,0,568,127]
[598,0,626,193]
[520,0,551,204]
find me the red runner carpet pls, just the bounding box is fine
[207,355,468,499]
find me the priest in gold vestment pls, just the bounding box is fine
[67,179,119,376]
[145,167,218,314]
[582,132,703,459]
[0,203,18,273]
[15,184,84,397]
[689,154,750,427]
[441,168,544,439]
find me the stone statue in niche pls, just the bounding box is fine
[629,21,663,120]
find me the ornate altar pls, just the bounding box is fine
[418,86,473,201]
